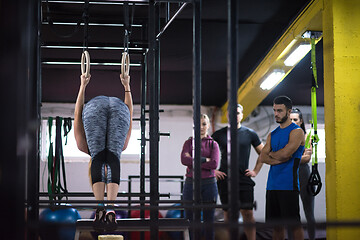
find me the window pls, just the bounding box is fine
[40,119,144,162]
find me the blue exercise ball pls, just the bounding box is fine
[165,204,184,219]
[165,204,184,240]
[39,207,81,240]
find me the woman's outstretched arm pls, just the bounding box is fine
[74,74,90,154]
[121,73,133,151]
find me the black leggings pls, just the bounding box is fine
[91,149,120,184]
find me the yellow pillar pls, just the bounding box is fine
[323,0,360,239]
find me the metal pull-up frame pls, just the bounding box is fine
[21,0,243,239]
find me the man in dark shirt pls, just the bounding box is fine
[212,104,263,240]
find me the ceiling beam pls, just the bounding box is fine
[220,0,323,122]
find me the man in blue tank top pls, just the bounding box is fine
[259,96,305,240]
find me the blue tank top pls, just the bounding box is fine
[266,122,305,191]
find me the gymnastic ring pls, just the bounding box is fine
[81,50,90,77]
[121,52,130,78]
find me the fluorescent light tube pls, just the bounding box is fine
[284,44,311,66]
[260,71,285,90]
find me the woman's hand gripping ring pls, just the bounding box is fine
[81,50,91,78]
[121,52,130,78]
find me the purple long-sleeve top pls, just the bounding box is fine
[181,136,220,179]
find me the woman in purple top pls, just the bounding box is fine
[181,113,220,240]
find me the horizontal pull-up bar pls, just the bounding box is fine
[155,0,192,2]
[38,192,172,198]
[42,61,142,67]
[43,41,149,49]
[42,116,147,122]
[43,0,149,6]
[42,21,143,28]
[44,0,192,5]
[42,45,146,51]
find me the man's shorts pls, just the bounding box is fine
[217,179,254,210]
[265,190,301,224]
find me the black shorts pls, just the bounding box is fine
[265,190,301,225]
[217,179,254,210]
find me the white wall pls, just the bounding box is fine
[40,104,326,222]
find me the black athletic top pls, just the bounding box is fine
[212,126,262,187]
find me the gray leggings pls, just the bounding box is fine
[83,95,130,184]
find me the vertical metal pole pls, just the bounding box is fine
[140,53,147,200]
[139,17,148,240]
[139,53,147,240]
[148,1,160,239]
[180,175,185,218]
[128,177,132,218]
[27,0,42,239]
[228,0,240,239]
[192,0,202,239]
[140,52,147,221]
[0,0,40,239]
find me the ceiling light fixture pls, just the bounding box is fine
[284,44,311,66]
[260,70,285,90]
